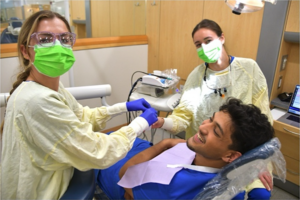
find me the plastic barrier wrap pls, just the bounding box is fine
[193,137,286,200]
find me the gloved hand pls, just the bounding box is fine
[126,98,151,112]
[140,108,158,126]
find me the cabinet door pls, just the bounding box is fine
[157,1,204,80]
[273,120,299,160]
[134,0,146,35]
[23,5,40,19]
[110,1,145,36]
[91,0,110,37]
[285,156,300,185]
[285,0,299,33]
[6,7,23,20]
[273,120,300,185]
[42,5,51,11]
[110,1,135,36]
[71,0,86,20]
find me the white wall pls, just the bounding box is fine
[0,44,148,130]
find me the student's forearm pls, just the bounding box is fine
[119,138,185,179]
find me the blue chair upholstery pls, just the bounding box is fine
[0,28,18,44]
[0,17,22,44]
[60,168,95,200]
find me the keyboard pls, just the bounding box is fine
[287,115,300,123]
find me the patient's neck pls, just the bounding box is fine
[193,153,228,169]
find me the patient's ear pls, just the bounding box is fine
[222,151,242,163]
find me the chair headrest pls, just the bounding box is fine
[193,137,286,200]
[9,17,22,29]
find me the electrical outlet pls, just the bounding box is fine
[280,55,288,71]
[278,76,283,89]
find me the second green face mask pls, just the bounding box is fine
[33,40,76,78]
[197,39,222,63]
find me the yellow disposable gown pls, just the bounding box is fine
[164,57,273,139]
[162,57,273,191]
[1,81,141,199]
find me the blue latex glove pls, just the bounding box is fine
[126,98,151,112]
[140,108,158,126]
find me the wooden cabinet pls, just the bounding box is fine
[134,1,146,35]
[5,7,23,20]
[91,0,110,37]
[73,0,146,38]
[23,4,40,19]
[110,1,145,36]
[42,5,51,11]
[285,0,299,33]
[152,1,205,80]
[270,0,300,188]
[69,0,87,39]
[70,0,86,21]
[273,120,299,185]
[285,156,300,185]
[270,0,300,102]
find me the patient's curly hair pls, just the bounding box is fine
[219,98,274,154]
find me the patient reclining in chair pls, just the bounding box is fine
[96,98,283,200]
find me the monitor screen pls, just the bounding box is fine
[288,85,300,115]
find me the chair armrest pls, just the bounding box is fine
[60,169,95,200]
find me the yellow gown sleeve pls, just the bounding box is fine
[16,91,136,171]
[245,163,273,193]
[59,84,127,132]
[251,62,273,125]
[168,103,194,134]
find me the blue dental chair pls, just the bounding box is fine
[0,17,22,44]
[194,137,286,200]
[60,169,96,200]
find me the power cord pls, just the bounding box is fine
[126,77,142,124]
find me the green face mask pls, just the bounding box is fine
[33,40,76,78]
[197,39,222,63]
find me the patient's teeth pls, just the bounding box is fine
[197,133,204,143]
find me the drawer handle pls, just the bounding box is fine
[283,128,299,136]
[287,169,300,176]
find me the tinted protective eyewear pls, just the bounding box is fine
[29,31,76,48]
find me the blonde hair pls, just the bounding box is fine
[1,10,72,134]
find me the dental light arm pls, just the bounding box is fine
[66,84,112,106]
[0,93,9,108]
[0,84,112,108]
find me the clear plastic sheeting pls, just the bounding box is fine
[193,137,286,200]
[160,69,181,92]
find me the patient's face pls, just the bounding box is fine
[187,111,233,160]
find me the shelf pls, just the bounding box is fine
[271,97,290,110]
